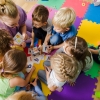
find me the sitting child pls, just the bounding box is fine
[0,49,35,100]
[38,53,81,92]
[5,77,46,100]
[31,5,52,47]
[56,36,93,71]
[46,7,77,53]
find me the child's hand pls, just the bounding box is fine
[21,42,26,48]
[48,45,54,53]
[38,45,43,54]
[22,33,28,40]
[30,43,34,48]
[31,66,36,72]
[31,77,38,86]
[69,82,76,86]
[45,67,52,78]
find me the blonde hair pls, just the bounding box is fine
[53,7,76,29]
[5,91,36,100]
[51,53,78,81]
[0,0,18,18]
[0,49,27,77]
[32,5,49,23]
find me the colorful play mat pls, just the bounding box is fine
[23,0,100,100]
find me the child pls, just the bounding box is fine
[0,0,32,48]
[0,29,13,62]
[89,45,100,64]
[5,77,46,100]
[0,49,35,100]
[47,7,77,53]
[38,53,81,92]
[31,5,52,47]
[56,36,93,71]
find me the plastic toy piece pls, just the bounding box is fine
[95,91,100,98]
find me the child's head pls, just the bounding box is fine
[63,36,88,60]
[51,53,78,81]
[0,0,19,27]
[53,7,76,33]
[0,49,27,77]
[32,5,49,28]
[0,29,13,61]
[5,91,36,100]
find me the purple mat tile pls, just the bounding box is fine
[74,16,83,30]
[48,73,97,100]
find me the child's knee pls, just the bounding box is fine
[50,34,62,45]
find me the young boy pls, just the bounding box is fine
[30,5,52,47]
[46,7,77,52]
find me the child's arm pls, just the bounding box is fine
[44,34,51,45]
[30,30,35,48]
[20,24,28,40]
[45,67,58,91]
[89,48,99,54]
[9,66,35,87]
[48,42,64,53]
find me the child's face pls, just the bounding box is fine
[32,20,46,28]
[63,41,73,57]
[53,25,66,33]
[2,14,20,28]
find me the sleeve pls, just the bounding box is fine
[34,86,46,100]
[55,47,65,53]
[17,5,27,26]
[46,19,52,34]
[63,25,77,41]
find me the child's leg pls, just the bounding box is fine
[37,70,47,85]
[50,34,63,45]
[33,27,47,44]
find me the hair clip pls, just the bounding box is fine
[75,37,77,49]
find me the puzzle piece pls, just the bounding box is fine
[62,0,90,18]
[38,0,65,9]
[92,77,100,99]
[78,20,100,46]
[85,61,100,78]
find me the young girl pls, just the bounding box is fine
[0,29,13,62]
[5,77,46,100]
[0,0,32,48]
[56,36,93,71]
[38,53,81,92]
[0,49,35,100]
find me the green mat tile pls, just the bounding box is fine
[38,0,65,10]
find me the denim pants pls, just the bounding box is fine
[37,60,51,85]
[50,34,63,45]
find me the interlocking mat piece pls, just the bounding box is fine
[92,77,100,100]
[84,4,100,24]
[61,0,90,18]
[74,16,83,30]
[78,19,100,46]
[85,61,100,78]
[48,73,97,100]
[38,0,66,10]
[27,4,57,20]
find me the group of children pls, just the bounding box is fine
[0,0,100,100]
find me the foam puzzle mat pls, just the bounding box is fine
[23,0,100,99]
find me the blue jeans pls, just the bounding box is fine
[50,34,63,45]
[37,60,51,85]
